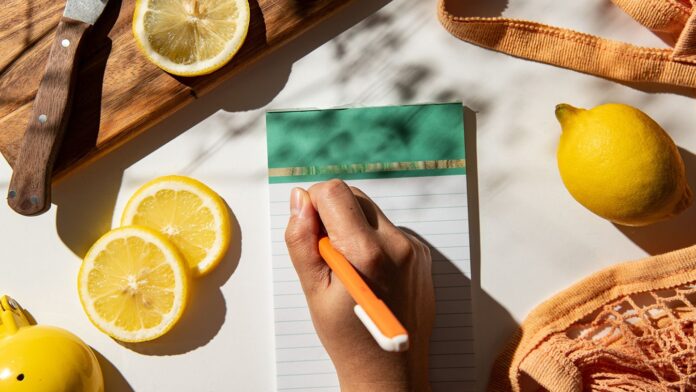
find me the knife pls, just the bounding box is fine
[7,0,109,216]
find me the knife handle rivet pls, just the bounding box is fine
[8,190,16,199]
[61,39,71,48]
[38,114,47,124]
[30,196,39,206]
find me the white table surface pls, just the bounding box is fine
[2,0,695,390]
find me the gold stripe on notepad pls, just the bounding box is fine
[268,159,466,177]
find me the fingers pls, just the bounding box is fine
[296,179,426,290]
[307,179,372,240]
[307,180,388,277]
[285,187,330,293]
[346,186,415,265]
[349,186,399,233]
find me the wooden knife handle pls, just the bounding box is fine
[8,17,91,216]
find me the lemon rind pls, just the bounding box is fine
[132,0,251,77]
[78,226,189,343]
[120,175,231,277]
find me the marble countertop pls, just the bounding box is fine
[1,0,694,390]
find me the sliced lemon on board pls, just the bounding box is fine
[133,0,251,76]
[78,226,189,342]
[121,175,231,277]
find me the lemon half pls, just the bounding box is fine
[78,226,189,342]
[133,0,251,76]
[121,175,231,276]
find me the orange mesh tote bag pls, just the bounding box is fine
[488,246,696,391]
[438,0,696,89]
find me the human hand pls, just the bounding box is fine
[285,179,435,391]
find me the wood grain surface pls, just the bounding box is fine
[0,0,352,180]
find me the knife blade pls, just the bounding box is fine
[65,0,109,25]
[8,0,110,216]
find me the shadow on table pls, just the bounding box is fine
[443,0,696,99]
[615,147,696,255]
[52,0,392,259]
[398,107,518,390]
[55,0,123,177]
[442,0,508,18]
[49,0,390,366]
[119,204,241,356]
[462,107,518,389]
[93,349,134,392]
[615,80,696,99]
[406,229,517,391]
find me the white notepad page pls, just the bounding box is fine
[269,175,475,391]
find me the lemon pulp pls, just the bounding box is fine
[121,175,231,276]
[78,226,188,342]
[133,0,250,76]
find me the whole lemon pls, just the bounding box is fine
[556,103,692,226]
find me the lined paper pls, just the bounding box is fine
[269,175,475,391]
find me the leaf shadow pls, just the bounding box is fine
[52,0,392,260]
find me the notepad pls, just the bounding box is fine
[266,103,475,391]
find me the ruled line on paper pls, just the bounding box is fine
[270,176,475,392]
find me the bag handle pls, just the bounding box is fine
[613,0,690,44]
[674,4,696,59]
[437,0,696,89]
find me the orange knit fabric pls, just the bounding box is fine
[488,246,696,391]
[437,0,696,89]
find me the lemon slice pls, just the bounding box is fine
[121,175,231,276]
[78,226,189,342]
[133,0,251,76]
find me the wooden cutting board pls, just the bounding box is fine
[0,0,352,180]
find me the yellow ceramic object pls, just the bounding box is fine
[556,103,692,226]
[0,296,103,392]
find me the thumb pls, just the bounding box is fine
[285,187,329,294]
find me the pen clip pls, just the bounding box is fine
[354,304,409,352]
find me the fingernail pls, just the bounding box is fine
[290,188,304,217]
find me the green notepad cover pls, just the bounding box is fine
[266,103,465,184]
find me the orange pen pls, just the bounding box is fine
[318,236,409,352]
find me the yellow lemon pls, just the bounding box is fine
[556,103,692,226]
[78,226,189,342]
[121,175,231,276]
[133,0,251,76]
